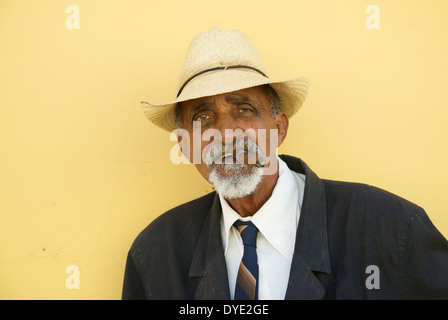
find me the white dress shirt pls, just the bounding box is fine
[219,157,305,300]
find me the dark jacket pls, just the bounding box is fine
[122,155,448,299]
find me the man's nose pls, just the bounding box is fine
[205,95,248,144]
[213,108,241,144]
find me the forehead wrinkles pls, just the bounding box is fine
[190,93,253,112]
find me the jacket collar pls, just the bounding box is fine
[189,155,331,300]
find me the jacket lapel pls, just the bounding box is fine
[280,156,331,299]
[189,193,231,300]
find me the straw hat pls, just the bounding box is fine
[141,27,309,132]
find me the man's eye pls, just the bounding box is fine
[195,114,211,121]
[238,106,255,114]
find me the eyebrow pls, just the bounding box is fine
[189,94,255,121]
[225,94,253,105]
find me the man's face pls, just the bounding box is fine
[178,86,288,198]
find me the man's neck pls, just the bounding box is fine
[225,164,279,217]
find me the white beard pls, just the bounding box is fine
[208,163,263,199]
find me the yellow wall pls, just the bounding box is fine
[1,0,447,299]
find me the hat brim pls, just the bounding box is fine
[141,69,309,132]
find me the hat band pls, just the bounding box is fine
[176,65,268,98]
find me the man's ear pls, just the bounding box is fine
[275,112,289,147]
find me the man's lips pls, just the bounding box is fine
[214,150,265,168]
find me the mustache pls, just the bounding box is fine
[204,138,266,168]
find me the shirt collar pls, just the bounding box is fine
[220,157,301,261]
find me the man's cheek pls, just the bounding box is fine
[259,128,279,176]
[195,163,211,181]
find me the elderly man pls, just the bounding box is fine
[122,27,448,300]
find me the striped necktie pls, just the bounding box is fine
[234,220,259,300]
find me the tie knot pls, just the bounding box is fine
[234,220,258,247]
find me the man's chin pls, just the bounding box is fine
[211,163,254,178]
[207,163,263,199]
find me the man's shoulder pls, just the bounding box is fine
[281,154,420,219]
[324,179,416,207]
[322,179,420,224]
